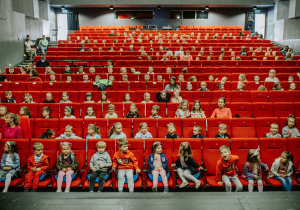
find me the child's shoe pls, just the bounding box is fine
[65,188,70,193]
[195,181,201,189]
[163,187,168,193]
[90,190,94,193]
[152,186,158,192]
[24,189,30,192]
[31,189,37,192]
[56,188,62,192]
[179,181,188,188]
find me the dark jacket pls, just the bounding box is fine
[148,153,169,172]
[165,133,179,139]
[125,112,141,118]
[3,98,16,103]
[56,153,79,171]
[215,133,231,139]
[77,48,87,52]
[42,100,56,103]
[191,134,204,139]
[174,156,200,174]
[156,92,171,103]
[62,71,74,74]
[36,60,49,67]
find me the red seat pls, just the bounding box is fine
[123,103,145,117]
[41,91,61,103]
[180,91,194,101]
[34,118,59,138]
[212,91,231,102]
[10,82,27,91]
[247,81,264,91]
[81,102,102,118]
[295,102,300,117]
[287,138,300,183]
[250,91,269,102]
[194,91,212,102]
[23,91,41,103]
[59,119,83,137]
[145,102,167,118]
[207,118,231,138]
[157,118,181,138]
[269,91,288,102]
[252,102,274,117]
[182,118,207,138]
[59,103,82,118]
[108,118,133,138]
[133,118,157,138]
[287,91,300,102]
[231,91,250,102]
[130,82,147,91]
[273,102,294,118]
[0,103,17,114]
[26,82,44,91]
[231,102,253,118]
[231,118,256,138]
[146,82,164,91]
[60,82,78,91]
[0,82,10,91]
[83,118,108,138]
[116,91,136,103]
[77,82,94,91]
[102,102,123,118]
[18,103,39,118]
[256,117,280,138]
[166,103,180,117]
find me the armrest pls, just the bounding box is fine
[80,163,87,173]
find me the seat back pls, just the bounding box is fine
[133,118,157,138]
[182,118,207,138]
[34,118,59,138]
[231,118,256,138]
[157,118,181,138]
[59,119,84,138]
[207,118,231,138]
[108,118,133,138]
[287,138,300,167]
[256,117,280,138]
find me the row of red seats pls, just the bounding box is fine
[1,138,299,190]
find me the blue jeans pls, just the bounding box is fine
[39,45,48,51]
[274,176,292,191]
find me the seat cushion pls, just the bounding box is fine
[148,173,170,182]
[206,176,236,187]
[55,173,77,183]
[267,178,298,187]
[87,174,109,183]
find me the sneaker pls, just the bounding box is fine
[31,189,37,192]
[195,181,201,189]
[90,191,94,193]
[163,187,168,193]
[97,189,102,193]
[179,182,189,188]
[65,188,70,193]
[56,188,62,193]
[152,186,158,192]
[24,189,30,192]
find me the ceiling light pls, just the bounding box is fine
[253,6,257,10]
[157,6,161,9]
[110,6,113,10]
[205,6,209,10]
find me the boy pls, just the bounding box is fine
[266,123,282,138]
[186,83,193,91]
[24,142,49,192]
[209,75,214,82]
[199,82,209,91]
[105,104,118,119]
[62,65,73,74]
[3,91,16,103]
[165,123,179,139]
[89,141,112,192]
[215,124,231,139]
[112,139,141,192]
[45,66,55,74]
[216,145,243,192]
[217,83,225,91]
[41,107,52,118]
[191,125,204,139]
[157,75,163,82]
[149,105,162,118]
[42,92,56,103]
[83,74,90,82]
[236,82,246,91]
[56,125,82,140]
[122,75,128,82]
[66,76,72,82]
[144,74,150,82]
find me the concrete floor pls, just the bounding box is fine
[1,192,300,210]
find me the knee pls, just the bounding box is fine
[258,180,263,185]
[248,180,254,184]
[6,173,12,178]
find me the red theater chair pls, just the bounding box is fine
[252,102,274,118]
[256,117,280,138]
[133,118,157,138]
[287,138,300,183]
[207,118,231,138]
[182,118,207,138]
[108,118,133,138]
[34,118,59,138]
[231,118,256,138]
[83,118,108,138]
[157,118,181,138]
[231,102,253,118]
[59,119,83,137]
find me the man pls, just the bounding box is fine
[36,55,50,67]
[247,17,255,33]
[78,44,87,51]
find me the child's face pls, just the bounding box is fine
[62,146,71,156]
[166,68,172,74]
[219,128,227,135]
[179,75,184,81]
[42,110,49,118]
[144,94,150,101]
[149,67,153,72]
[151,109,158,116]
[220,149,230,161]
[181,103,188,111]
[62,94,68,101]
[78,68,83,73]
[109,76,114,81]
[218,99,225,108]
[20,108,25,116]
[124,94,130,101]
[270,125,279,134]
[120,144,128,153]
[6,93,12,99]
[187,83,192,91]
[288,118,295,128]
[87,107,94,116]
[4,143,9,153]
[237,84,242,90]
[254,76,260,81]
[209,76,214,81]
[97,146,106,154]
[46,94,52,101]
[161,92,166,99]
[101,94,107,100]
[66,77,72,82]
[193,128,201,136]
[34,148,43,156]
[86,96,92,101]
[83,75,88,81]
[130,106,137,113]
[145,75,150,81]
[141,126,148,135]
[108,68,113,73]
[0,107,6,116]
[64,109,71,116]
[174,89,180,96]
[218,84,224,90]
[50,75,55,81]
[122,76,128,82]
[288,76,293,81]
[167,125,176,134]
[108,108,115,114]
[201,83,207,89]
[65,128,72,137]
[194,102,200,111]
[155,145,162,154]
[116,125,122,134]
[290,83,296,90]
[49,132,55,139]
[280,153,288,164]
[157,76,162,81]
[24,96,30,103]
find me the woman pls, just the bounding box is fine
[38,35,49,54]
[1,113,23,139]
[26,70,42,82]
[165,76,181,91]
[25,37,36,60]
[210,97,232,119]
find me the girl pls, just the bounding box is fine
[125,104,141,118]
[77,66,85,74]
[273,82,283,91]
[165,77,181,91]
[86,124,101,140]
[211,97,232,119]
[242,148,268,192]
[60,92,72,103]
[175,100,190,119]
[171,89,183,103]
[134,122,153,139]
[289,83,296,91]
[38,129,55,139]
[268,151,293,191]
[199,82,209,91]
[108,122,127,139]
[0,106,8,118]
[50,75,56,82]
[123,93,132,103]
[178,75,185,82]
[20,106,31,118]
[141,92,153,103]
[98,91,110,103]
[186,83,193,91]
[23,93,34,103]
[171,142,202,189]
[105,104,118,119]
[282,115,300,137]
[190,100,206,118]
[147,141,169,192]
[0,141,19,193]
[63,106,76,119]
[84,92,95,103]
[85,106,96,119]
[254,75,261,82]
[2,113,23,139]
[239,74,247,82]
[56,142,79,193]
[258,85,267,91]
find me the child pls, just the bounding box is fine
[191,125,204,139]
[134,122,153,139]
[38,129,55,139]
[109,122,127,139]
[242,148,268,192]
[98,92,110,103]
[289,83,296,91]
[217,83,225,91]
[171,142,202,189]
[56,142,79,193]
[85,92,95,103]
[171,89,183,103]
[105,104,118,119]
[190,100,206,118]
[141,92,153,103]
[215,124,231,139]
[50,75,56,82]
[3,91,16,103]
[236,82,246,91]
[112,139,141,192]
[254,75,261,82]
[66,76,72,82]
[86,124,101,140]
[89,67,96,74]
[56,125,82,140]
[273,82,283,91]
[63,106,76,119]
[0,106,8,118]
[0,141,19,193]
[144,74,150,82]
[60,92,72,103]
[85,106,96,118]
[149,105,162,118]
[24,142,49,192]
[23,93,34,103]
[125,104,141,118]
[186,82,193,91]
[199,82,209,91]
[216,145,243,192]
[288,75,293,82]
[268,151,293,191]
[20,106,31,118]
[62,65,73,74]
[178,75,185,82]
[282,115,300,137]
[42,92,56,103]
[156,91,171,103]
[239,74,247,82]
[165,123,179,139]
[266,123,282,138]
[123,93,132,103]
[77,66,85,74]
[89,141,112,192]
[157,75,163,82]
[175,100,190,119]
[209,75,214,82]
[42,107,52,119]
[147,141,169,192]
[45,66,55,74]
[147,66,154,74]
[258,85,267,91]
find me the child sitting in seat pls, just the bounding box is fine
[23,93,35,103]
[191,125,204,139]
[236,82,246,91]
[289,83,296,91]
[266,123,282,138]
[134,122,153,139]
[125,104,141,118]
[217,83,225,91]
[42,107,52,119]
[215,124,231,139]
[105,104,118,119]
[0,106,8,118]
[20,106,31,118]
[84,92,95,103]
[63,106,76,119]
[157,75,163,82]
[109,122,127,139]
[3,91,16,103]
[175,100,190,119]
[273,82,283,91]
[42,92,56,103]
[123,93,132,103]
[216,145,243,192]
[112,139,141,193]
[86,124,101,140]
[149,105,162,118]
[66,76,72,82]
[141,92,153,103]
[199,82,209,91]
[282,115,300,137]
[77,66,85,74]
[186,82,193,91]
[85,106,96,118]
[165,123,179,139]
[38,129,55,139]
[83,74,90,82]
[258,85,267,91]
[56,125,82,140]
[190,100,206,118]
[24,142,49,192]
[60,92,72,103]
[62,65,73,74]
[45,66,55,74]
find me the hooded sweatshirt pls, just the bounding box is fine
[89,151,112,171]
[112,150,139,170]
[216,154,239,181]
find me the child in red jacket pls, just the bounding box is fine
[112,139,141,193]
[216,145,243,192]
[24,142,49,192]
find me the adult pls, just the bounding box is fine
[247,17,255,32]
[26,70,42,82]
[265,69,279,82]
[278,46,289,55]
[25,37,36,60]
[283,52,294,61]
[164,76,181,91]
[156,91,171,103]
[239,46,248,56]
[36,55,50,67]
[38,35,49,54]
[1,113,23,139]
[77,44,87,52]
[210,97,232,119]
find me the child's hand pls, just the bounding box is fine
[99,165,105,169]
[254,175,258,179]
[136,169,141,174]
[67,168,72,171]
[3,167,11,171]
[62,168,67,172]
[92,168,97,172]
[198,167,203,171]
[36,168,41,171]
[265,167,269,171]
[171,164,176,168]
[159,167,164,171]
[31,167,36,172]
[112,166,116,172]
[217,181,224,186]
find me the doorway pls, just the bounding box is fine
[57,13,68,40]
[255,13,266,38]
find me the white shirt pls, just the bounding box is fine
[63,115,76,119]
[141,101,153,103]
[84,115,96,118]
[265,77,279,82]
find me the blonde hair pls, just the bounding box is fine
[219,145,230,153]
[88,124,100,135]
[96,141,106,148]
[139,122,147,130]
[219,124,227,129]
[60,142,73,153]
[118,138,128,147]
[62,92,69,98]
[24,93,33,102]
[5,113,20,125]
[258,85,266,91]
[144,92,150,99]
[108,122,122,137]
[194,125,202,132]
[179,142,192,161]
[270,123,279,129]
[5,91,12,96]
[167,123,176,129]
[33,142,43,151]
[65,125,73,131]
[178,100,189,110]
[108,104,115,110]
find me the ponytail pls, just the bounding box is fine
[6,113,20,126]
